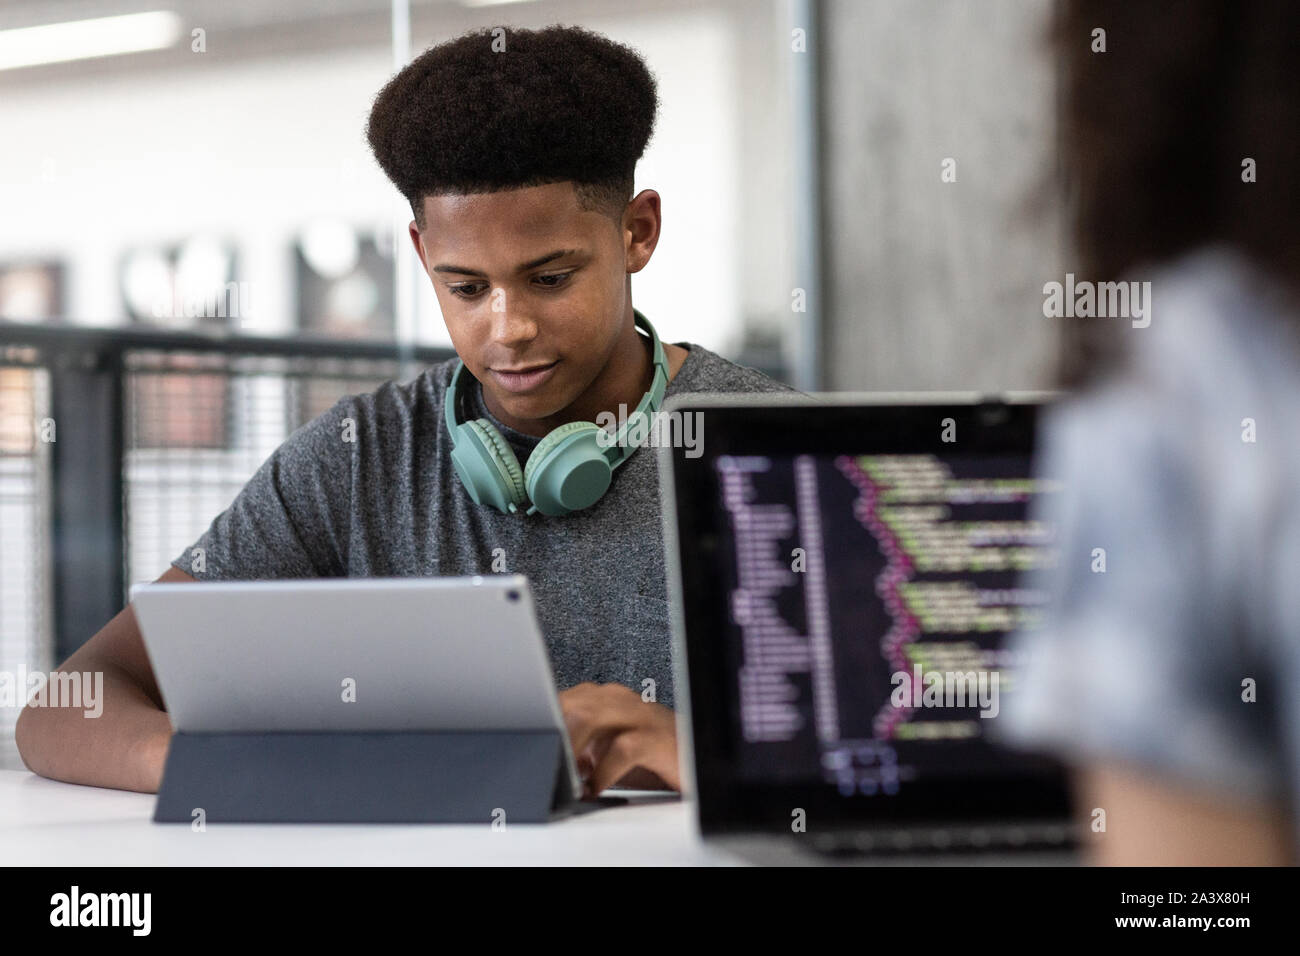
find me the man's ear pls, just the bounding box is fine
[408,221,430,279]
[622,189,661,275]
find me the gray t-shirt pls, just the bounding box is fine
[997,246,1300,835]
[172,338,798,709]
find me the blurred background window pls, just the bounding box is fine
[0,263,64,322]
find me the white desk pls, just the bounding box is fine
[0,770,724,866]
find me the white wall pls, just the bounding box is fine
[821,0,1061,391]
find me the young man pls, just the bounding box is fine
[16,24,796,797]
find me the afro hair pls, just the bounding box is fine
[367,24,659,229]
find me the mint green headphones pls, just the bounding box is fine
[444,310,669,517]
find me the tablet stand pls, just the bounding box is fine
[153,729,576,824]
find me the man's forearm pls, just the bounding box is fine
[15,660,172,793]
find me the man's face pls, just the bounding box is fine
[411,181,629,425]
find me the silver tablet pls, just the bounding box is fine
[131,575,581,793]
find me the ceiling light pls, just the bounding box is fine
[458,0,542,8]
[0,11,183,72]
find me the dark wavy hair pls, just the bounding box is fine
[366,24,658,231]
[1055,0,1300,386]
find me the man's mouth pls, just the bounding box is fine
[490,360,560,393]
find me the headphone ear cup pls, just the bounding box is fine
[450,419,528,513]
[524,420,613,516]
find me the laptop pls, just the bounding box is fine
[131,575,585,821]
[658,392,1079,864]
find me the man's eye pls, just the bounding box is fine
[535,272,572,288]
[450,283,485,298]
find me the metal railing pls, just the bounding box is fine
[0,321,453,770]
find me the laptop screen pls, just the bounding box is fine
[663,397,1071,832]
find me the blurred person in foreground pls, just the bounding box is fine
[999,0,1300,864]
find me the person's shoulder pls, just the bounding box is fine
[268,354,459,467]
[1134,245,1300,381]
[1061,245,1300,443]
[668,342,801,395]
[329,353,460,430]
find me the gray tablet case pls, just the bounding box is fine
[132,576,583,824]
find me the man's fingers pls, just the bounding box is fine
[561,688,636,760]
[585,731,644,798]
[565,717,600,765]
[576,726,622,782]
[558,684,680,795]
[574,734,613,782]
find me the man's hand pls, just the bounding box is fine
[558,682,680,798]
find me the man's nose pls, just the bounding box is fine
[490,295,539,347]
